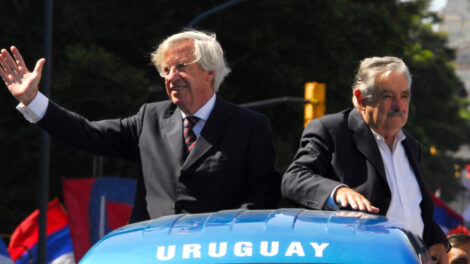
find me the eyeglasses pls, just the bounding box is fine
[159,61,197,78]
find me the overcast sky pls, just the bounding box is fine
[429,0,447,11]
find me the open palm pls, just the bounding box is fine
[0,46,45,105]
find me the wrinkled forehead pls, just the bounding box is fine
[448,246,470,260]
[162,39,195,66]
[375,72,410,92]
[377,70,410,86]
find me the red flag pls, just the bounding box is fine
[62,178,95,261]
[8,198,75,264]
[106,201,133,230]
[62,177,135,261]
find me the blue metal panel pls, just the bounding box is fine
[79,209,422,264]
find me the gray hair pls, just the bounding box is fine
[352,56,412,107]
[151,30,231,92]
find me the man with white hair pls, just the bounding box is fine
[0,30,281,222]
[282,56,449,263]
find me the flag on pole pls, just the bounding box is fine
[460,181,470,225]
[62,177,135,261]
[7,198,75,264]
[0,238,13,264]
[430,191,467,234]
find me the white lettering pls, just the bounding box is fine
[208,242,227,257]
[156,240,329,260]
[234,241,252,256]
[285,241,305,257]
[310,242,329,257]
[260,241,279,256]
[182,244,201,259]
[156,245,175,260]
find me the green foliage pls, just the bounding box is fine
[402,9,470,200]
[53,44,150,118]
[0,0,469,238]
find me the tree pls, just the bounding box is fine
[403,1,470,200]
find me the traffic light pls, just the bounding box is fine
[454,164,461,178]
[304,82,326,127]
[429,146,438,156]
[466,165,470,179]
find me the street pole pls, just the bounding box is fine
[240,97,308,109]
[38,0,53,263]
[186,0,247,27]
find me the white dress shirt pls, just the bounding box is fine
[371,128,424,238]
[16,92,49,123]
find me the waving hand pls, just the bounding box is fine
[0,46,45,105]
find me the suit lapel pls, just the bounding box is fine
[401,134,436,215]
[162,105,185,166]
[182,97,231,171]
[348,109,387,181]
[401,136,425,188]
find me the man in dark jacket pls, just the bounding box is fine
[0,30,281,223]
[282,56,448,263]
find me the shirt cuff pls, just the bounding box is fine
[326,184,348,210]
[16,92,49,123]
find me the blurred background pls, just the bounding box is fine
[1,0,470,248]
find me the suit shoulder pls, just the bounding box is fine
[309,108,352,131]
[219,98,269,122]
[135,100,176,118]
[319,108,351,125]
[141,100,174,111]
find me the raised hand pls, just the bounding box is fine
[0,46,45,105]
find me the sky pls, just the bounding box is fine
[429,0,447,11]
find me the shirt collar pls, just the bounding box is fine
[370,128,406,150]
[181,93,216,121]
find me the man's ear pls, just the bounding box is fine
[354,89,364,106]
[206,71,215,82]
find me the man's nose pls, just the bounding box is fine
[392,96,406,109]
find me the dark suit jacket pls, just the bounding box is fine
[282,108,447,247]
[38,96,281,222]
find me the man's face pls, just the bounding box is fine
[448,243,470,264]
[359,72,410,139]
[162,40,215,114]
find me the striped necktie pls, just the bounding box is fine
[183,116,200,152]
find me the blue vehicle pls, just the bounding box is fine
[79,209,433,263]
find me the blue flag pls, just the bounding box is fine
[0,238,13,264]
[8,198,75,264]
